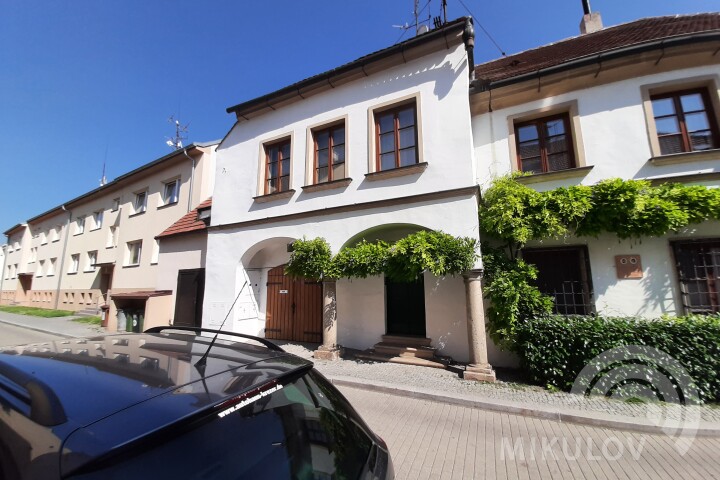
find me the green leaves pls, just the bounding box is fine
[481,245,554,349]
[286,231,478,282]
[480,176,720,245]
[285,237,333,280]
[515,314,720,402]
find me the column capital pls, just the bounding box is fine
[462,269,484,282]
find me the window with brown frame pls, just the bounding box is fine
[515,114,575,174]
[672,239,720,314]
[651,89,719,156]
[313,123,345,183]
[375,103,418,171]
[522,246,595,315]
[264,139,291,194]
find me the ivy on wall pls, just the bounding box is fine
[480,175,720,258]
[479,175,720,347]
[286,230,478,283]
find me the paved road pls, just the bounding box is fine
[0,322,64,347]
[339,385,720,480]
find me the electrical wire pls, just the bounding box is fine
[456,0,506,56]
[395,0,433,44]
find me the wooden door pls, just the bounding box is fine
[174,269,205,328]
[265,265,322,342]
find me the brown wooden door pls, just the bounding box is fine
[174,268,205,328]
[265,265,322,343]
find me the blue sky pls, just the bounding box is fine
[1,0,717,232]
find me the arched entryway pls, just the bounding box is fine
[264,265,322,343]
[342,223,430,338]
[240,237,322,342]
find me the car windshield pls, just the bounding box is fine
[68,369,374,480]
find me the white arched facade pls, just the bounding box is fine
[204,193,481,361]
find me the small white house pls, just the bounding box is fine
[205,18,495,378]
[471,12,720,319]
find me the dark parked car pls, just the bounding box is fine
[0,327,393,479]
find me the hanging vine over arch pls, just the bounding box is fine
[286,231,478,283]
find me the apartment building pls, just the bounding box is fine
[1,141,218,331]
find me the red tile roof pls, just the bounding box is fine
[157,198,212,239]
[474,14,720,85]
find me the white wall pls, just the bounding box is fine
[205,195,481,359]
[473,65,720,190]
[213,44,474,227]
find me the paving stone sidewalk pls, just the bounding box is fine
[278,342,720,429]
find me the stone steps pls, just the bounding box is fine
[381,335,431,347]
[74,308,100,317]
[373,342,437,359]
[354,350,449,369]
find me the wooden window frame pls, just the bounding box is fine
[374,102,419,172]
[650,88,719,155]
[514,113,576,174]
[264,138,292,195]
[312,122,346,184]
[671,239,720,314]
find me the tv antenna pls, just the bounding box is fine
[166,115,189,150]
[393,0,435,36]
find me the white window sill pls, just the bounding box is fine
[157,201,178,210]
[301,178,352,193]
[514,165,594,184]
[123,264,140,268]
[649,148,720,166]
[365,162,428,181]
[253,189,296,203]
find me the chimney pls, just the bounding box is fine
[579,0,603,34]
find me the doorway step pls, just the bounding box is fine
[355,335,451,369]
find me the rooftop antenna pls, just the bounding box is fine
[166,115,189,150]
[393,0,431,36]
[99,142,108,186]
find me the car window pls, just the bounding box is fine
[68,369,373,480]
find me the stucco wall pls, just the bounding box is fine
[472,64,720,320]
[212,43,474,228]
[473,65,720,188]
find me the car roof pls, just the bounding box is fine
[0,330,312,429]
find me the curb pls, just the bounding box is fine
[326,374,720,438]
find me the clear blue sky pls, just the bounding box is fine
[1,0,717,232]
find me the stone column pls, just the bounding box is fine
[462,269,496,382]
[314,279,342,360]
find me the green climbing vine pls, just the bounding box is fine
[479,175,720,347]
[286,230,478,283]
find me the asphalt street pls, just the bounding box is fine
[0,321,64,347]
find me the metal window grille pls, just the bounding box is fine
[673,240,720,314]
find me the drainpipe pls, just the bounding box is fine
[182,147,196,213]
[462,17,475,81]
[53,205,72,310]
[0,241,8,303]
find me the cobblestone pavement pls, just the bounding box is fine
[278,342,720,424]
[340,385,720,480]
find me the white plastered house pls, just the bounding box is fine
[470,12,720,319]
[205,18,496,377]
